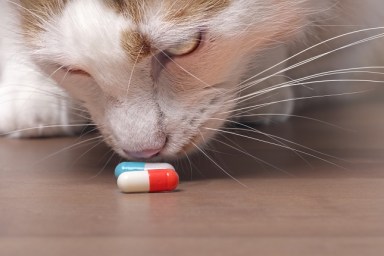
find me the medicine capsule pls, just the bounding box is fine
[117,169,179,193]
[115,162,175,178]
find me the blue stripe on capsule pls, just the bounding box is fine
[115,162,146,178]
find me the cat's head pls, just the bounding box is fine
[18,0,324,160]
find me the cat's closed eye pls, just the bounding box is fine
[166,32,202,56]
[61,66,91,77]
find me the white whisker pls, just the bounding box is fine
[205,127,347,170]
[234,68,384,104]
[223,90,369,116]
[87,150,116,180]
[211,137,294,176]
[0,124,92,137]
[208,117,345,163]
[191,141,248,187]
[32,135,104,166]
[228,113,353,131]
[234,27,384,94]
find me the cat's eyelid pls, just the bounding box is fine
[165,31,202,57]
[61,66,91,77]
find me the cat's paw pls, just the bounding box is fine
[0,84,87,138]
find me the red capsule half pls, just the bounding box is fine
[148,169,179,192]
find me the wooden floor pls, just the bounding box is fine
[1,97,384,256]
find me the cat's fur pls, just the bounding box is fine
[0,0,383,160]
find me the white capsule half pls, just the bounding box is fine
[117,171,150,193]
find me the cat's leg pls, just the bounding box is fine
[0,58,88,138]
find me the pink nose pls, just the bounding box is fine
[124,148,162,159]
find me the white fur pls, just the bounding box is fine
[1,0,383,159]
[0,0,86,137]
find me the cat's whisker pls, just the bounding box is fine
[233,67,384,104]
[204,127,347,170]
[0,83,75,100]
[226,113,353,132]
[238,31,384,94]
[0,81,90,123]
[86,149,117,181]
[70,139,108,168]
[77,125,101,141]
[231,27,384,94]
[0,124,94,137]
[203,142,229,155]
[182,149,197,180]
[197,128,208,145]
[151,45,215,90]
[222,121,313,167]
[0,98,88,116]
[225,75,382,109]
[48,64,67,79]
[206,117,343,164]
[222,90,369,117]
[210,137,294,176]
[0,98,90,122]
[231,66,384,101]
[125,45,144,96]
[234,68,384,110]
[32,135,104,166]
[224,126,345,163]
[59,66,71,85]
[225,39,384,106]
[191,141,248,187]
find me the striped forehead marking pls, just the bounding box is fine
[19,0,230,61]
[106,0,230,22]
[121,30,152,61]
[19,0,67,38]
[114,0,230,61]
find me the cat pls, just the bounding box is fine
[0,0,383,160]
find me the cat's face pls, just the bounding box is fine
[19,0,321,160]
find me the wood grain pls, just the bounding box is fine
[1,97,384,255]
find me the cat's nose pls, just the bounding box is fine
[123,148,162,159]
